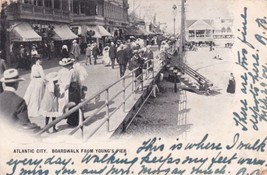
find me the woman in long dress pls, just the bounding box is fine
[102,45,110,66]
[227,73,236,94]
[39,72,60,133]
[58,58,81,127]
[24,57,45,117]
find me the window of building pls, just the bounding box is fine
[24,0,33,4]
[86,2,97,16]
[45,0,52,8]
[62,0,69,11]
[80,1,85,14]
[73,0,79,14]
[221,27,226,33]
[54,0,61,9]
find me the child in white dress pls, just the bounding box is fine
[39,72,60,133]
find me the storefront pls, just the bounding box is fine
[71,25,111,53]
[9,22,42,66]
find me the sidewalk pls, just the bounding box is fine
[17,47,161,142]
[15,54,120,98]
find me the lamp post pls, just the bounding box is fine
[172,4,177,36]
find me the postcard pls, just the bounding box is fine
[0,0,266,174]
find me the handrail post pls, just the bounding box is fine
[141,69,144,91]
[146,61,149,80]
[132,70,134,92]
[78,108,84,139]
[152,60,155,78]
[134,70,137,93]
[105,89,110,132]
[122,77,126,112]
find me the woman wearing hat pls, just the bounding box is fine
[102,44,111,66]
[128,50,144,81]
[61,44,69,59]
[39,72,60,133]
[24,57,45,118]
[57,58,75,114]
[58,58,81,127]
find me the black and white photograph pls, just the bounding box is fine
[0,0,266,174]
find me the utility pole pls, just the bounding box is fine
[173,4,177,36]
[179,0,185,65]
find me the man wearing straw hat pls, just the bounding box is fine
[0,69,40,130]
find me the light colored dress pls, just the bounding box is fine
[73,62,88,84]
[39,81,60,117]
[24,63,45,117]
[57,67,74,114]
[102,46,110,66]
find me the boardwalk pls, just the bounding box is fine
[15,47,160,142]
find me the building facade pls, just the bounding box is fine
[70,0,129,46]
[3,0,78,64]
[1,0,130,63]
[186,18,234,45]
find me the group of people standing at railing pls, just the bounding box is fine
[0,38,155,134]
[25,56,88,132]
[0,54,88,133]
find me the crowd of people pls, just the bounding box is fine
[0,35,176,133]
[0,54,88,133]
[82,38,153,78]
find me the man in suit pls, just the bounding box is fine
[109,42,117,69]
[0,69,39,130]
[117,44,128,77]
[70,40,81,60]
[92,43,98,65]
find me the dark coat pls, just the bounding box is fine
[147,50,153,60]
[117,49,128,65]
[0,91,30,125]
[109,46,117,59]
[92,46,99,56]
[124,46,133,60]
[128,55,144,77]
[227,79,236,94]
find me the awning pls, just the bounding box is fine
[11,23,42,42]
[87,26,112,38]
[98,26,112,37]
[52,25,78,41]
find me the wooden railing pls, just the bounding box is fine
[37,59,158,141]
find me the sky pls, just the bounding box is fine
[129,0,235,34]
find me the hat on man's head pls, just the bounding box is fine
[146,45,151,49]
[0,69,25,83]
[59,58,75,66]
[45,72,59,82]
[132,50,138,54]
[72,40,77,44]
